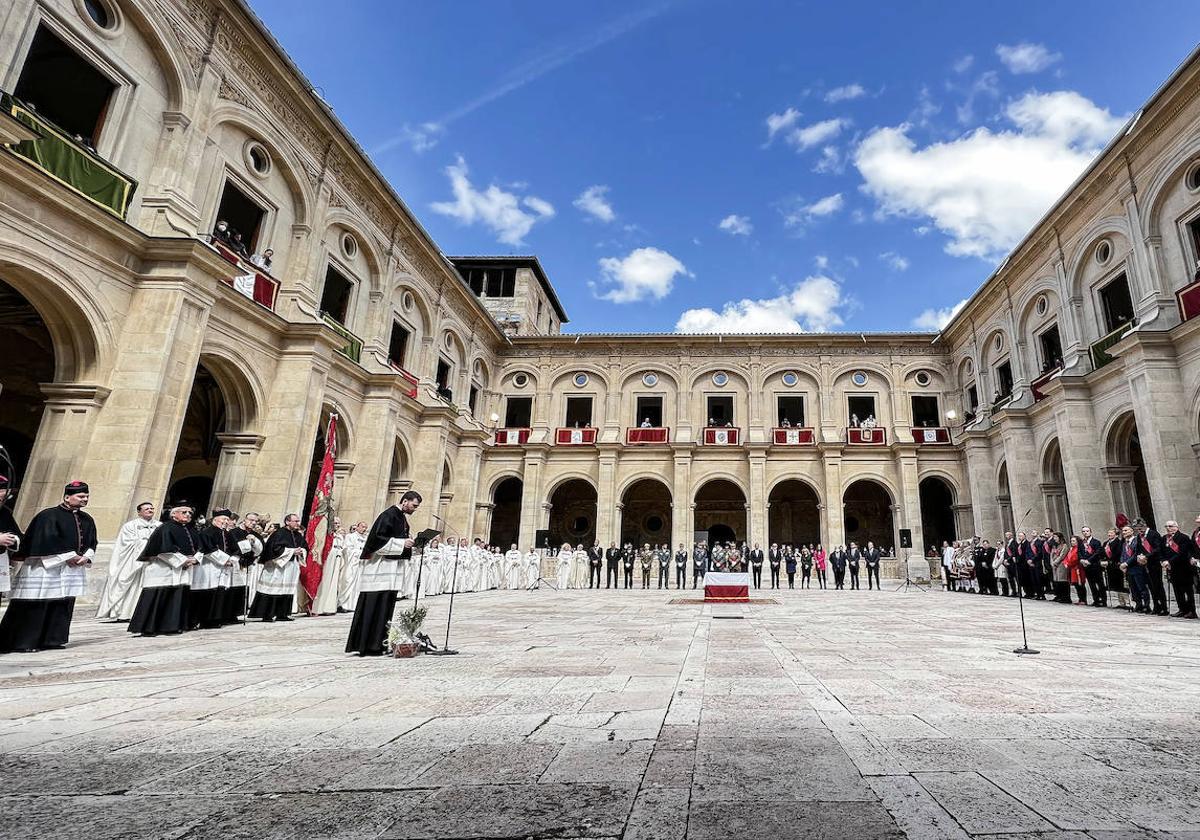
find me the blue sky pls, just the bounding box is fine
[248,0,1197,334]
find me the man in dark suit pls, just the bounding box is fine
[1077,526,1106,606]
[864,541,881,590]
[830,545,847,589]
[588,541,604,589]
[622,544,635,589]
[847,542,861,590]
[605,542,621,589]
[768,544,781,589]
[1162,520,1196,619]
[1134,518,1167,615]
[749,543,765,588]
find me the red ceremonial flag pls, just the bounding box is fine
[302,414,338,600]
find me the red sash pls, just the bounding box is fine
[1142,536,1153,555]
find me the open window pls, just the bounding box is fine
[847,395,875,425]
[995,361,1014,399]
[215,180,266,253]
[706,395,733,426]
[387,321,410,369]
[635,396,663,427]
[485,268,516,297]
[505,396,532,428]
[1099,273,1134,333]
[967,385,979,412]
[468,385,479,415]
[911,395,940,427]
[463,267,485,296]
[777,395,805,427]
[1037,324,1062,371]
[435,359,452,400]
[319,265,353,324]
[565,396,593,427]
[15,25,115,147]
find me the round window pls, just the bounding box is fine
[1187,161,1200,192]
[966,359,974,375]
[83,0,114,29]
[642,372,658,387]
[645,514,664,533]
[915,371,931,387]
[712,371,729,387]
[851,371,868,387]
[513,372,529,388]
[342,233,359,259]
[1095,239,1112,265]
[1035,295,1048,317]
[781,371,798,387]
[993,334,1003,353]
[573,372,589,388]
[402,291,415,311]
[571,516,591,536]
[248,144,269,174]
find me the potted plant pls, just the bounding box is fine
[386,605,428,658]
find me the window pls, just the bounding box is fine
[777,395,805,427]
[464,267,485,296]
[536,299,544,332]
[635,396,663,427]
[967,385,979,412]
[319,265,353,324]
[468,385,479,415]
[911,395,940,427]
[505,396,532,428]
[15,25,115,146]
[1037,325,1063,371]
[84,0,115,30]
[435,359,453,400]
[847,395,875,424]
[387,321,410,368]
[995,361,1014,399]
[215,181,266,253]
[565,396,593,427]
[706,395,733,426]
[1188,218,1200,274]
[1099,274,1134,333]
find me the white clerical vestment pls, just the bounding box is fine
[312,533,345,614]
[338,532,364,610]
[359,536,405,594]
[96,518,159,620]
[257,546,305,596]
[505,549,522,590]
[573,550,589,589]
[143,550,200,588]
[422,544,442,597]
[555,552,571,589]
[11,548,95,600]
[524,551,540,589]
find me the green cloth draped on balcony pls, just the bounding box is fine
[5,98,135,218]
[321,313,363,363]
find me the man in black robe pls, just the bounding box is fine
[250,514,306,622]
[0,476,26,600]
[0,481,97,652]
[129,505,201,636]
[194,509,237,628]
[223,516,262,624]
[346,490,421,656]
[1077,526,1106,607]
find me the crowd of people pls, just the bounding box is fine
[933,513,1200,619]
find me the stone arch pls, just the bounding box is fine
[208,107,315,228]
[619,476,673,548]
[196,348,263,433]
[1141,136,1200,240]
[688,365,751,391]
[693,478,748,545]
[760,363,822,391]
[441,327,468,367]
[842,478,896,551]
[116,0,196,113]
[489,475,523,548]
[1103,410,1154,527]
[543,471,599,502]
[918,475,958,551]
[766,474,824,507]
[1066,216,1132,292]
[997,460,1014,534]
[617,367,680,391]
[323,210,385,284]
[392,281,434,335]
[1040,437,1073,534]
[550,362,612,391]
[547,477,599,548]
[768,478,821,546]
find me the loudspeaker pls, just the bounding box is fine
[535,529,551,550]
[898,528,913,549]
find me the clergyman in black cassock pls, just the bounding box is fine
[249,517,306,621]
[128,508,201,636]
[0,481,97,653]
[346,491,421,656]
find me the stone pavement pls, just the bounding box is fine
[1,584,1199,839]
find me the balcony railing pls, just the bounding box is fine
[388,362,419,398]
[1089,320,1134,371]
[773,427,815,445]
[1,92,137,219]
[320,313,363,363]
[1178,277,1200,323]
[911,427,951,444]
[702,426,740,445]
[1030,365,1062,403]
[556,427,597,445]
[203,237,280,310]
[627,427,669,445]
[847,427,886,445]
[495,427,530,445]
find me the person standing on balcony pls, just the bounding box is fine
[250,248,273,271]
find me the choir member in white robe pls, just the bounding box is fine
[471,541,489,591]
[193,509,237,629]
[524,548,540,589]
[556,544,572,589]
[128,506,202,636]
[346,491,421,655]
[505,544,522,590]
[0,481,96,653]
[422,537,442,597]
[338,521,367,612]
[312,519,345,616]
[223,517,261,623]
[490,547,504,589]
[441,538,464,593]
[572,545,589,590]
[0,476,25,601]
[249,515,307,621]
[95,502,159,621]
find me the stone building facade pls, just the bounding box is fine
[1,0,1199,592]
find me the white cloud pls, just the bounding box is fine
[787,118,848,151]
[430,156,555,246]
[595,247,690,303]
[912,299,968,330]
[765,107,802,144]
[814,254,829,270]
[782,193,845,227]
[825,84,866,103]
[392,122,443,153]
[879,251,910,271]
[573,185,616,222]
[813,145,843,174]
[675,275,848,333]
[718,214,753,236]
[855,91,1125,257]
[953,55,975,74]
[996,42,1062,74]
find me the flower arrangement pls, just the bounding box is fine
[385,605,428,657]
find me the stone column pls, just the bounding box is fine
[821,451,844,547]
[671,452,692,549]
[209,432,265,516]
[996,413,1043,533]
[337,393,398,526]
[952,504,973,539]
[407,409,452,532]
[895,448,923,559]
[517,448,547,549]
[475,501,496,542]
[445,435,487,537]
[595,451,618,544]
[16,384,111,521]
[748,449,767,546]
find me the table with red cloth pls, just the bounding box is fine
[704,571,750,602]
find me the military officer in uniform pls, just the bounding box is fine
[640,544,653,589]
[674,543,687,588]
[622,543,635,589]
[693,541,708,588]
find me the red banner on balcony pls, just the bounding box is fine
[495,428,530,445]
[702,427,740,445]
[627,427,669,444]
[773,427,814,445]
[1179,279,1200,323]
[556,427,597,445]
[910,427,951,444]
[848,427,886,445]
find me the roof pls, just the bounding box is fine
[512,330,938,342]
[447,255,569,323]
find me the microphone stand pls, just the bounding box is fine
[428,540,460,656]
[1012,509,1039,656]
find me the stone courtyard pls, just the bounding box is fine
[1,586,1198,840]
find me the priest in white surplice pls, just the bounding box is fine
[312,518,345,616]
[421,537,442,597]
[572,544,589,590]
[338,520,367,612]
[249,514,306,622]
[441,538,464,593]
[524,547,541,589]
[505,544,522,590]
[96,502,159,621]
[556,544,572,589]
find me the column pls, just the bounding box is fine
[671,452,692,549]
[445,436,487,537]
[895,448,923,558]
[16,384,111,522]
[209,432,265,515]
[997,414,1043,533]
[951,504,973,539]
[1045,378,1113,534]
[821,451,843,547]
[406,410,451,532]
[517,449,547,549]
[748,450,767,546]
[475,501,496,542]
[338,394,398,526]
[595,451,618,544]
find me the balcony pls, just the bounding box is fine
[2,92,137,219]
[1089,320,1134,371]
[387,362,419,398]
[204,237,280,310]
[495,428,530,445]
[911,427,951,444]
[702,426,740,446]
[773,427,815,446]
[555,427,597,445]
[626,427,669,445]
[1177,277,1200,323]
[847,427,886,445]
[1030,365,1062,403]
[320,313,363,363]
